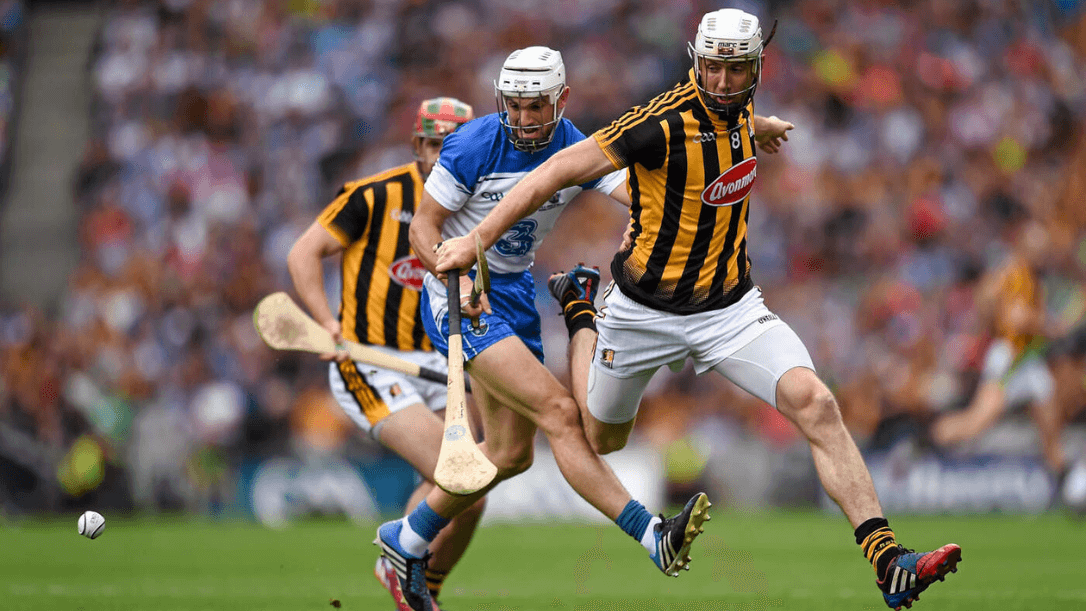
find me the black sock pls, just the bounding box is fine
[426,567,447,599]
[562,300,596,339]
[855,517,901,583]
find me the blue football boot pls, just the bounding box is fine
[374,520,434,611]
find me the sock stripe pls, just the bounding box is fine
[864,533,902,585]
[861,527,894,558]
[871,540,898,568]
[426,566,448,597]
[562,300,598,339]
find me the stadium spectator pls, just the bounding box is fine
[931,219,1068,475]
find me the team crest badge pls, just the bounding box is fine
[599,348,615,369]
[389,384,402,397]
[468,319,489,337]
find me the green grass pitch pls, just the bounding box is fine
[2,511,1083,610]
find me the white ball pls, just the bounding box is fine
[77,510,106,540]
[1063,460,1086,512]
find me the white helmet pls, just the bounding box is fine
[493,46,568,152]
[687,9,775,121]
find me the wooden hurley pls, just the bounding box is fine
[434,268,497,495]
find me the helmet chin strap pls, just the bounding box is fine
[693,61,756,124]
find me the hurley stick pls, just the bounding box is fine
[254,292,455,386]
[434,269,497,495]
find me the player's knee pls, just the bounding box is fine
[492,444,534,479]
[537,395,582,438]
[801,391,842,432]
[784,384,841,432]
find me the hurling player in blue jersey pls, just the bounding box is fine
[368,47,712,611]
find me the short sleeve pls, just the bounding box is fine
[317,184,368,245]
[593,109,666,171]
[424,123,489,211]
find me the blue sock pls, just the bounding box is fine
[406,500,451,543]
[615,500,654,542]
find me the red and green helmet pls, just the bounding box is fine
[414,97,474,139]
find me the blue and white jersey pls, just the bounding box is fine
[424,113,626,277]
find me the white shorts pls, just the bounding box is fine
[980,339,1055,408]
[329,346,448,440]
[587,285,815,423]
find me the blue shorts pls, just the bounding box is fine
[421,269,544,363]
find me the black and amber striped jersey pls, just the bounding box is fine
[318,162,431,351]
[991,257,1043,355]
[594,69,757,315]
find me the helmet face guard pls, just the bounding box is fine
[688,9,776,122]
[493,90,567,153]
[493,46,568,153]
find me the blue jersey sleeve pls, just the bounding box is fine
[433,117,503,192]
[426,116,510,210]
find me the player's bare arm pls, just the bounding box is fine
[287,221,348,360]
[409,191,491,319]
[752,114,794,154]
[409,191,454,276]
[434,138,618,273]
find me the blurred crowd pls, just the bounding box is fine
[0,0,25,196]
[2,0,1086,515]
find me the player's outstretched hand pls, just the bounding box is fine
[433,234,478,278]
[754,115,794,154]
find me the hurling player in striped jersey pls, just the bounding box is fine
[436,10,962,611]
[288,97,482,610]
